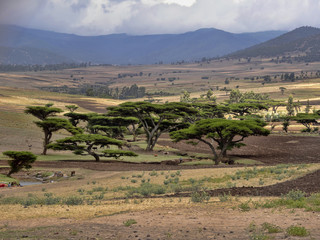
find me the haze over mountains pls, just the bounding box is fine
[0,25,285,65]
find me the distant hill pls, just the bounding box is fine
[228,26,320,62]
[0,25,285,65]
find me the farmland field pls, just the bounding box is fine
[0,58,320,239]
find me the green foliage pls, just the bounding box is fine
[218,192,232,202]
[190,190,210,203]
[64,196,84,205]
[261,223,282,233]
[65,105,78,113]
[3,151,37,176]
[286,95,295,116]
[127,183,166,197]
[25,105,63,120]
[48,134,131,161]
[170,118,270,164]
[102,150,138,159]
[286,225,309,237]
[108,101,197,151]
[285,190,306,201]
[292,113,318,132]
[123,219,137,227]
[239,201,251,211]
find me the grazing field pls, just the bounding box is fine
[0,59,320,239]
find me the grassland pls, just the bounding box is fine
[0,58,320,239]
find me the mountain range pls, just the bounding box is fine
[0,25,286,65]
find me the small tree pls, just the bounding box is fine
[35,118,81,155]
[279,87,286,95]
[281,116,290,133]
[170,119,270,165]
[293,113,318,132]
[3,151,37,177]
[305,100,311,114]
[286,95,295,116]
[180,91,191,103]
[65,105,79,113]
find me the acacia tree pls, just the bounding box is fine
[65,105,78,113]
[25,105,63,120]
[3,151,37,177]
[108,102,197,151]
[47,134,137,161]
[293,113,318,132]
[35,118,81,155]
[185,103,229,123]
[228,103,268,117]
[170,119,270,165]
[25,105,80,155]
[88,115,139,140]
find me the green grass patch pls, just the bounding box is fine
[259,191,320,212]
[0,174,19,184]
[286,225,309,237]
[123,219,137,227]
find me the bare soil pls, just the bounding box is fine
[1,207,320,240]
[1,134,320,239]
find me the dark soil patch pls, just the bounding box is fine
[172,169,320,198]
[158,135,320,165]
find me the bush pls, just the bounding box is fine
[286,225,309,237]
[64,196,84,205]
[190,190,210,203]
[239,201,251,211]
[123,219,137,227]
[261,222,282,233]
[285,190,306,201]
[129,183,166,197]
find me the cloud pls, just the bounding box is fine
[0,0,320,35]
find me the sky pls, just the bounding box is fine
[1,0,320,36]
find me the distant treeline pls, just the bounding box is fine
[40,83,146,100]
[0,63,89,72]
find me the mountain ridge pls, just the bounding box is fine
[227,26,320,61]
[0,25,286,65]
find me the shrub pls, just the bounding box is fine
[64,196,84,205]
[261,222,282,233]
[44,196,61,205]
[219,193,232,202]
[129,183,166,197]
[123,219,137,227]
[239,201,251,211]
[285,190,306,201]
[190,190,210,203]
[286,225,309,237]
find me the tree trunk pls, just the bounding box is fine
[146,135,153,151]
[90,152,100,161]
[42,131,51,155]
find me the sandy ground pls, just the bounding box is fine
[0,205,319,239]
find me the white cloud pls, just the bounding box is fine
[0,0,320,35]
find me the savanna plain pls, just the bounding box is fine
[0,57,320,240]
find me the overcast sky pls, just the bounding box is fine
[1,0,320,36]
